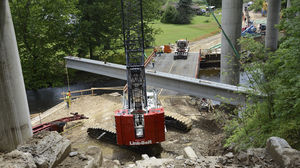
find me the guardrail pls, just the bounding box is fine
[60,87,123,100]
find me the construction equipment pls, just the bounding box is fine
[174,39,189,60]
[32,113,88,134]
[87,0,192,148]
[163,45,172,53]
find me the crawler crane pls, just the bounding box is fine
[88,0,192,148]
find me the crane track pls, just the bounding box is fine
[87,112,192,155]
[164,111,192,132]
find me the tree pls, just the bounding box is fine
[176,0,193,24]
[76,0,161,60]
[76,0,122,60]
[9,0,161,89]
[208,0,222,8]
[161,5,178,24]
[9,0,78,89]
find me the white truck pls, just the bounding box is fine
[174,39,189,60]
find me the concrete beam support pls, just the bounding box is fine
[265,0,281,51]
[220,0,243,85]
[0,0,32,152]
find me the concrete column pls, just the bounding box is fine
[220,0,243,85]
[265,0,281,51]
[0,0,32,152]
[287,0,291,8]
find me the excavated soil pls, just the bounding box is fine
[33,93,227,166]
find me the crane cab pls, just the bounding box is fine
[115,91,165,146]
[115,108,165,146]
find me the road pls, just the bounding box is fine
[146,53,199,95]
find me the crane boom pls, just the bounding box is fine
[121,0,147,111]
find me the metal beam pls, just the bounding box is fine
[65,56,251,105]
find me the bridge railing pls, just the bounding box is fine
[60,87,123,100]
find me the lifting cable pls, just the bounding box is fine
[204,0,241,59]
[65,65,71,92]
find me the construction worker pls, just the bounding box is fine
[154,48,157,57]
[152,58,155,68]
[262,1,268,17]
[158,47,162,57]
[65,91,71,108]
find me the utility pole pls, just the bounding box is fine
[265,0,281,51]
[0,0,32,152]
[220,0,243,85]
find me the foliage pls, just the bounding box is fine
[207,0,222,8]
[75,0,122,60]
[249,0,264,12]
[161,0,194,24]
[10,0,78,89]
[176,0,194,24]
[225,1,300,150]
[161,5,178,24]
[10,0,161,89]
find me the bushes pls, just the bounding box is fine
[249,0,264,12]
[161,6,178,24]
[161,0,193,24]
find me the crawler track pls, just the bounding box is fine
[164,111,192,132]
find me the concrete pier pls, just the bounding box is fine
[220,0,243,85]
[265,0,281,51]
[287,0,291,8]
[0,0,32,152]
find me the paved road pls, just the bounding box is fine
[146,52,199,95]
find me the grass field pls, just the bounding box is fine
[152,15,221,46]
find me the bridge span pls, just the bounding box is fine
[65,56,251,105]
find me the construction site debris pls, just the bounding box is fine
[134,156,173,168]
[57,146,102,168]
[69,151,78,157]
[85,146,103,167]
[184,146,198,160]
[17,131,71,168]
[266,137,300,168]
[0,150,37,168]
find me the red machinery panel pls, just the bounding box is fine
[115,108,165,145]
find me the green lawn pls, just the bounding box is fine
[152,15,221,46]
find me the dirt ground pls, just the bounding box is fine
[189,33,221,52]
[32,93,226,166]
